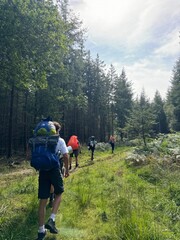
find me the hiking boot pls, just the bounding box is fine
[75,163,79,168]
[69,165,72,170]
[45,218,58,234]
[36,230,46,240]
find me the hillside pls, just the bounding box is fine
[0,134,179,240]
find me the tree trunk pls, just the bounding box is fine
[7,85,15,158]
[142,130,147,147]
[23,91,28,152]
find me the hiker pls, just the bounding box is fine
[67,135,80,169]
[109,135,115,153]
[48,145,72,208]
[31,120,69,240]
[88,136,97,160]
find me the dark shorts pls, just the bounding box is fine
[70,149,79,158]
[38,167,64,199]
[89,146,95,152]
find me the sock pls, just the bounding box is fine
[50,213,56,221]
[38,225,45,233]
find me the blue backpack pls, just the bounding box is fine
[29,119,60,171]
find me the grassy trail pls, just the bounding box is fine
[0,146,179,240]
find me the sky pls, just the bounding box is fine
[68,0,180,100]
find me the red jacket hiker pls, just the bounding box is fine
[67,135,79,150]
[67,135,80,169]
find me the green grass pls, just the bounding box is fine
[0,145,179,240]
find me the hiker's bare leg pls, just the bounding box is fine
[38,199,48,226]
[69,157,72,169]
[92,149,95,160]
[49,185,55,206]
[75,156,79,167]
[50,185,54,193]
[52,194,62,214]
[91,150,93,160]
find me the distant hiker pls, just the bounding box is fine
[88,136,97,160]
[109,135,115,153]
[67,135,80,169]
[29,118,69,240]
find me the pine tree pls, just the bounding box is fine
[152,91,169,134]
[106,64,118,136]
[0,0,69,157]
[126,90,155,146]
[114,69,133,140]
[166,58,180,131]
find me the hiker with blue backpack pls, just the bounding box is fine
[29,118,69,240]
[48,144,73,207]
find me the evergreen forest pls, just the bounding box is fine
[0,0,180,159]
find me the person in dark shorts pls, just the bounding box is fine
[88,136,97,160]
[67,135,80,169]
[36,121,69,240]
[109,135,115,153]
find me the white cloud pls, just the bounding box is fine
[69,0,180,99]
[124,62,171,100]
[100,55,171,100]
[154,29,180,57]
[70,0,180,48]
